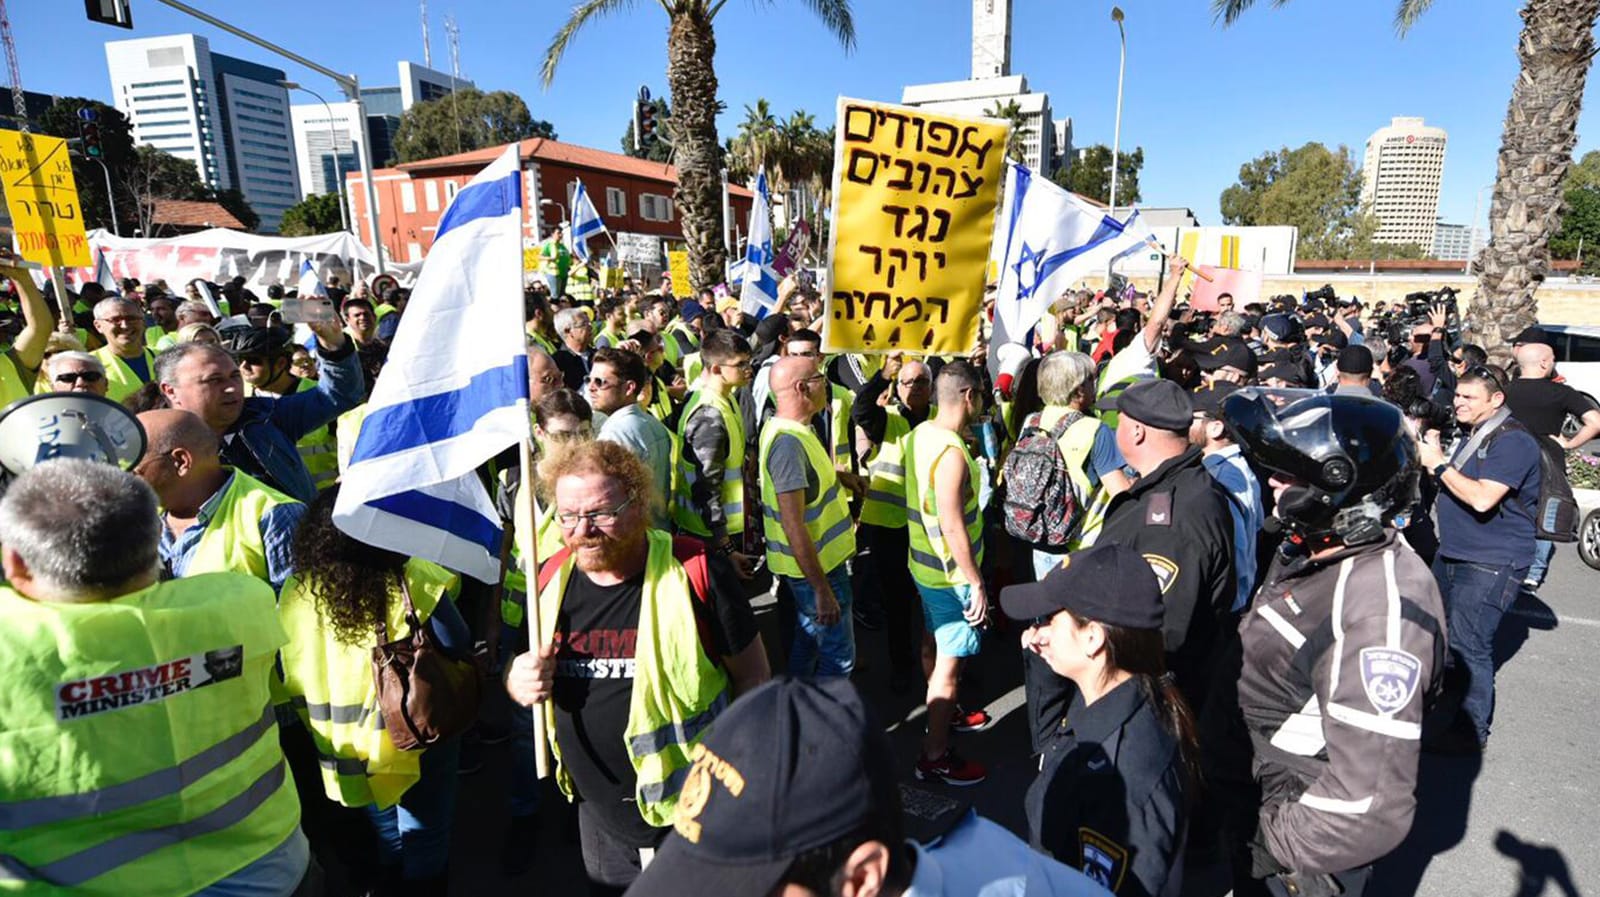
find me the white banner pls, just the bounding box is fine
[60,229,421,293]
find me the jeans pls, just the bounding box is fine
[194,828,310,896]
[1433,556,1527,744]
[1527,539,1555,586]
[785,567,856,677]
[363,737,461,880]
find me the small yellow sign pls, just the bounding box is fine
[0,131,92,267]
[523,247,541,273]
[666,249,690,297]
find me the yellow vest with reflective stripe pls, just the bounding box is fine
[287,378,339,490]
[335,403,371,475]
[645,375,675,425]
[0,352,30,410]
[672,387,745,537]
[826,384,855,471]
[758,417,857,578]
[859,409,912,529]
[183,470,298,586]
[0,574,298,897]
[92,345,156,403]
[663,320,699,369]
[502,476,567,629]
[904,421,985,588]
[274,559,459,809]
[537,530,730,827]
[1036,407,1115,550]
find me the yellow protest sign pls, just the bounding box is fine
[822,98,1007,355]
[0,131,92,267]
[601,266,624,290]
[666,249,690,297]
[523,247,541,272]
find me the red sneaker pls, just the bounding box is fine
[915,750,987,786]
[951,706,992,732]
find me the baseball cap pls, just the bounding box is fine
[1337,345,1374,376]
[1192,380,1242,418]
[1000,543,1164,630]
[1116,378,1194,431]
[1193,339,1258,377]
[1511,325,1552,347]
[624,678,901,897]
[1259,361,1308,386]
[680,300,706,323]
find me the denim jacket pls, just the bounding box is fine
[220,341,364,502]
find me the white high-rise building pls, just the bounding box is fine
[105,34,301,232]
[1360,116,1448,254]
[902,0,1056,175]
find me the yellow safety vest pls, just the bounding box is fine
[289,379,339,490]
[672,387,745,537]
[537,530,731,827]
[92,345,156,404]
[568,266,595,305]
[0,575,298,897]
[758,417,857,579]
[527,329,558,356]
[663,320,699,369]
[335,403,372,475]
[596,324,628,350]
[826,384,855,471]
[501,474,566,630]
[0,352,30,409]
[180,470,298,586]
[1035,407,1115,551]
[904,421,985,588]
[275,559,459,809]
[859,409,912,529]
[645,375,675,425]
[681,351,703,386]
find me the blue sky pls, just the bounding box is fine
[16,0,1599,228]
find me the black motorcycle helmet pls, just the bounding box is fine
[222,324,293,359]
[1221,389,1419,548]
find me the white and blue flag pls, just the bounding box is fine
[569,180,605,264]
[94,248,119,293]
[739,172,780,319]
[992,162,1156,349]
[296,259,328,299]
[333,144,530,583]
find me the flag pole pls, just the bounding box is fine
[518,424,552,780]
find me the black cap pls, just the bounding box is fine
[1313,330,1348,351]
[1337,344,1374,375]
[1116,378,1194,431]
[623,678,900,897]
[1001,543,1164,629]
[1192,379,1243,417]
[1193,339,1258,377]
[1511,326,1552,347]
[1260,313,1300,343]
[1259,361,1308,386]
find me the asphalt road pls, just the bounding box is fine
[308,543,1598,896]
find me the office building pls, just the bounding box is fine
[105,34,301,232]
[1360,116,1448,254]
[1432,220,1485,262]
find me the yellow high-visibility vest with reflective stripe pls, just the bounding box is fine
[92,345,156,403]
[537,530,730,827]
[663,320,699,369]
[826,384,855,471]
[184,470,298,586]
[859,409,911,529]
[1035,407,1115,551]
[274,559,459,809]
[758,416,857,579]
[501,475,566,630]
[904,421,984,588]
[0,574,298,897]
[672,387,745,537]
[286,378,339,490]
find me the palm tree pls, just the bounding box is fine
[544,1,856,291]
[732,99,782,183]
[986,99,1031,165]
[1215,0,1600,360]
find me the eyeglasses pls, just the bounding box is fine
[555,496,634,529]
[898,376,931,387]
[97,315,143,327]
[797,374,827,389]
[543,425,591,442]
[54,371,105,385]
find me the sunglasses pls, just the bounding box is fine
[55,371,106,385]
[1464,364,1504,392]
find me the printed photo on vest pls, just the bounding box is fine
[55,645,245,721]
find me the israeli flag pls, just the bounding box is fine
[296,260,328,299]
[94,249,119,293]
[569,180,605,264]
[333,145,530,583]
[992,162,1156,348]
[739,172,780,319]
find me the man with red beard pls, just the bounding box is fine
[505,440,769,896]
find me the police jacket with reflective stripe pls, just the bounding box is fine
[0,574,298,896]
[1236,531,1446,876]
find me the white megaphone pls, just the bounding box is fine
[0,394,147,476]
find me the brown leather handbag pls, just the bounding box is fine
[371,576,483,751]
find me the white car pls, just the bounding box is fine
[1542,325,1600,436]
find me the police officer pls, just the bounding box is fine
[1026,378,1235,749]
[1218,390,1446,897]
[1004,543,1196,897]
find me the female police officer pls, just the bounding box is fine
[1002,542,1198,897]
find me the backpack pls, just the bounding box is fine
[1002,411,1085,552]
[1484,419,1580,543]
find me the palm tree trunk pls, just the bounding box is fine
[666,12,727,292]
[1472,0,1600,361]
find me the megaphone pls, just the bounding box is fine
[0,394,147,476]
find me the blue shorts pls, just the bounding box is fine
[917,582,981,658]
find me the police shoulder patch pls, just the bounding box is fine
[1143,554,1180,595]
[1359,646,1422,715]
[1078,827,1129,891]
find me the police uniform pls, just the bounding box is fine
[1232,531,1444,894]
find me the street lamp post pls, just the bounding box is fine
[1109,6,1126,220]
[1467,183,1493,275]
[539,198,568,233]
[281,81,350,233]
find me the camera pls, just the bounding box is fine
[1304,284,1338,305]
[1376,286,1461,344]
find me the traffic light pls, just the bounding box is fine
[84,0,134,28]
[78,109,103,159]
[637,99,658,149]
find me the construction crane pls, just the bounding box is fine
[0,0,27,132]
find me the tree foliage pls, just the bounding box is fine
[1055,144,1143,206]
[728,99,835,222]
[1218,142,1422,259]
[123,145,210,237]
[392,89,557,163]
[277,192,344,237]
[986,99,1031,165]
[35,97,138,233]
[1550,185,1600,273]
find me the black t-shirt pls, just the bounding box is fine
[551,553,758,846]
[1504,377,1597,442]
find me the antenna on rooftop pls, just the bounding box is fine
[420,0,432,68]
[444,14,462,83]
